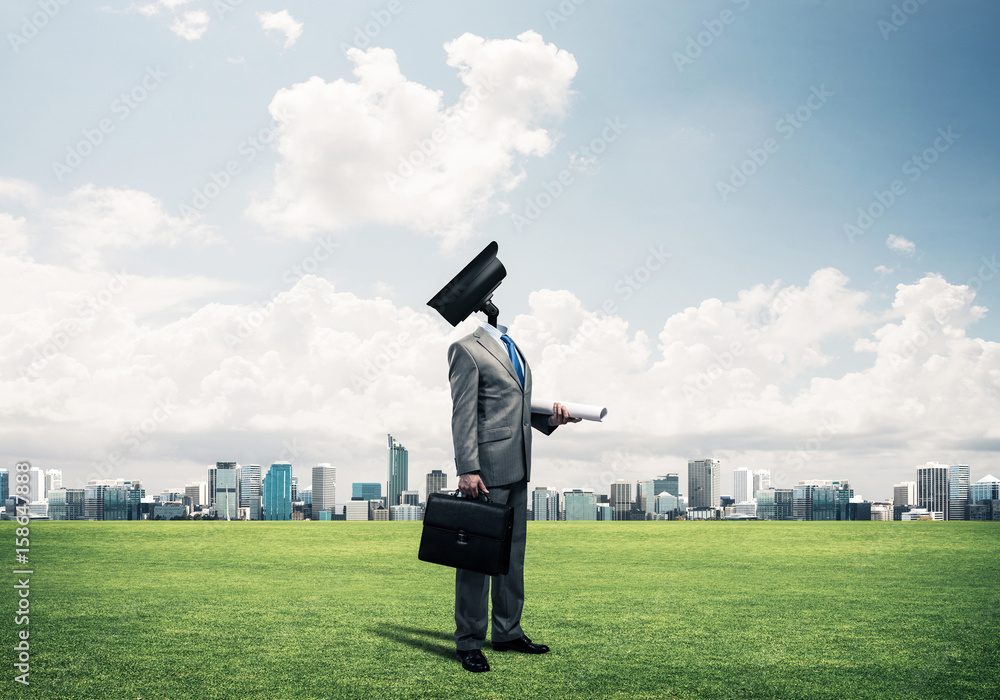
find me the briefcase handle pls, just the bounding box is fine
[452,489,493,504]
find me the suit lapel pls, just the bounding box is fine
[474,327,526,392]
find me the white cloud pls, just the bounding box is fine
[875,264,894,277]
[0,178,218,270]
[0,213,29,258]
[2,257,997,499]
[257,10,303,49]
[247,31,578,246]
[170,9,210,41]
[887,234,915,255]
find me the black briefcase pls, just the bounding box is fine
[418,491,514,576]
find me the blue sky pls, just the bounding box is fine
[2,0,998,501]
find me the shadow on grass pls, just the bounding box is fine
[375,623,456,661]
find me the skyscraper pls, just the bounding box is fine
[917,462,949,518]
[240,465,262,520]
[263,463,292,521]
[564,489,597,521]
[44,469,63,492]
[636,479,655,514]
[893,481,917,506]
[947,465,970,521]
[688,459,720,509]
[609,480,632,521]
[387,434,408,511]
[753,469,771,494]
[426,469,447,499]
[532,487,560,521]
[312,464,337,518]
[0,469,9,503]
[28,466,44,502]
[733,467,752,503]
[213,463,240,520]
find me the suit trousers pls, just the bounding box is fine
[454,477,528,650]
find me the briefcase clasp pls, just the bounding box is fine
[457,529,469,544]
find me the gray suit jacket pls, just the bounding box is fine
[448,326,556,486]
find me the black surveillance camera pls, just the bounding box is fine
[427,241,506,327]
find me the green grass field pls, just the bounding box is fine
[1,521,998,700]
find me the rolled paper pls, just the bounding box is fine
[530,398,607,422]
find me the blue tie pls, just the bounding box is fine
[500,334,524,386]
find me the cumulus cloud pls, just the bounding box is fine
[0,178,218,269]
[2,253,998,499]
[247,31,578,245]
[257,10,303,48]
[887,234,916,255]
[875,264,894,277]
[170,9,210,40]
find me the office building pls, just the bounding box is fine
[688,459,720,509]
[239,465,262,520]
[390,504,422,521]
[609,480,632,521]
[48,488,85,520]
[0,469,8,503]
[213,463,240,520]
[426,470,447,499]
[185,482,208,510]
[947,465,970,521]
[387,434,409,511]
[733,467,752,503]
[792,483,819,521]
[564,489,597,521]
[653,474,679,501]
[263,463,293,521]
[532,487,560,521]
[812,483,853,521]
[345,500,369,521]
[312,464,337,519]
[44,469,63,493]
[402,490,420,506]
[291,476,299,502]
[753,469,771,493]
[636,480,655,514]
[299,487,312,505]
[655,491,679,516]
[596,504,613,521]
[917,463,949,518]
[971,474,1000,503]
[893,481,917,507]
[352,483,382,501]
[28,466,44,502]
[154,502,187,520]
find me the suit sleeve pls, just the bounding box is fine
[531,411,557,436]
[448,342,481,476]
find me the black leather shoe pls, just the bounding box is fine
[456,649,490,673]
[492,634,549,654]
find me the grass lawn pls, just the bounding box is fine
[1,520,998,699]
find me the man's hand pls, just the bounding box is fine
[458,473,489,498]
[550,401,582,426]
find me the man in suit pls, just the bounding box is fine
[448,316,579,673]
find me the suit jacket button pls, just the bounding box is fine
[523,421,529,427]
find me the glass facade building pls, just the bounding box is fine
[564,489,597,521]
[688,460,720,509]
[387,434,408,511]
[263,463,293,521]
[947,465,970,521]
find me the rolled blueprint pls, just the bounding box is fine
[530,398,607,422]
